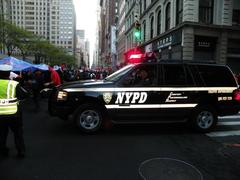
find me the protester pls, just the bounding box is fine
[44,66,61,87]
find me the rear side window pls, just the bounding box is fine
[196,65,236,87]
[162,64,194,86]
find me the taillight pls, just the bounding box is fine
[233,89,240,101]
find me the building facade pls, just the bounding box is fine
[116,0,126,65]
[76,29,85,67]
[1,0,76,56]
[58,0,76,55]
[84,40,90,67]
[99,0,118,69]
[119,0,240,73]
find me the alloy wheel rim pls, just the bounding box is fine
[197,111,214,129]
[79,110,100,130]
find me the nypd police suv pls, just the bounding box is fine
[48,58,240,133]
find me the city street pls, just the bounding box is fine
[0,98,240,180]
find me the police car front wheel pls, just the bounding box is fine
[75,104,103,133]
[191,107,217,133]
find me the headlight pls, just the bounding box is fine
[57,91,68,101]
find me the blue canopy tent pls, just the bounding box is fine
[0,56,48,71]
[32,64,49,71]
[0,56,32,71]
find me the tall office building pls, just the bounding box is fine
[99,0,118,67]
[76,30,85,49]
[1,0,76,55]
[84,39,90,67]
[116,0,126,65]
[58,0,76,55]
[76,29,86,67]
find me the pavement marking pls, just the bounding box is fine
[138,157,204,180]
[218,122,240,126]
[206,130,240,137]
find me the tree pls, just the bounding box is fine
[0,19,76,66]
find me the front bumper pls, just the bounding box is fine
[48,100,74,120]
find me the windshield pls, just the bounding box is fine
[104,64,135,82]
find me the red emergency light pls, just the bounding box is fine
[128,53,144,63]
[126,50,157,64]
[233,89,240,102]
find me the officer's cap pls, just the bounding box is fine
[0,64,13,71]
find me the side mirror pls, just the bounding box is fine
[40,88,53,98]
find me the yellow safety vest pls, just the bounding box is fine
[0,79,19,115]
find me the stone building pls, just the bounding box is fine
[99,0,118,68]
[116,0,126,65]
[122,0,240,72]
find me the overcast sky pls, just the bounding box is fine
[73,0,99,66]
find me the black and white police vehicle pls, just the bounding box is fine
[48,55,240,133]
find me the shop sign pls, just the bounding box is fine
[195,36,216,51]
[158,36,172,49]
[152,30,182,51]
[197,41,210,48]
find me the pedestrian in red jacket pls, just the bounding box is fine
[44,66,61,87]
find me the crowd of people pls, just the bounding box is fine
[7,66,112,108]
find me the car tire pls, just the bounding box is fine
[190,106,218,133]
[75,103,103,133]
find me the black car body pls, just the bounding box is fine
[48,61,240,133]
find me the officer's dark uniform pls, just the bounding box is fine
[0,65,28,158]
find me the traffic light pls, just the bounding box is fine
[134,22,141,41]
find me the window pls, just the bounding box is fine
[163,64,194,86]
[199,0,214,24]
[196,65,236,87]
[150,15,154,39]
[165,3,171,31]
[142,21,146,41]
[232,9,240,25]
[157,9,161,35]
[176,0,183,25]
[143,0,146,11]
[105,64,134,82]
[122,65,157,87]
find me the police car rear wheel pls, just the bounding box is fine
[191,107,217,133]
[76,104,103,133]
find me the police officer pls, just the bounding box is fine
[0,64,28,158]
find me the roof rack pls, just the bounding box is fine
[157,59,216,64]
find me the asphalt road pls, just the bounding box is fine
[0,98,240,180]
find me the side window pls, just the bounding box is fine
[162,64,194,86]
[197,65,237,87]
[121,65,157,87]
[188,65,205,86]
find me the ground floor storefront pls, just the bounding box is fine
[140,23,240,74]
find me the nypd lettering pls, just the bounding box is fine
[115,92,148,104]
